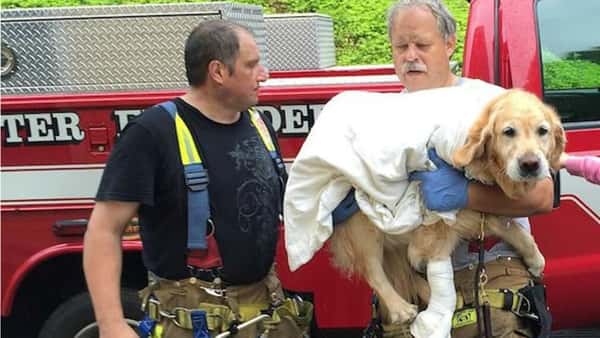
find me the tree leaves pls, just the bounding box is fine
[3,0,469,67]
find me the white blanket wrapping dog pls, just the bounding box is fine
[284,79,504,271]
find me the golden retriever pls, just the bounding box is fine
[328,89,565,326]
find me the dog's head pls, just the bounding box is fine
[453,89,565,199]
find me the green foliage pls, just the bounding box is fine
[1,0,468,66]
[541,49,600,89]
[543,60,600,90]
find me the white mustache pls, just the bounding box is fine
[403,62,427,73]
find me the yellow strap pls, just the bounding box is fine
[152,323,164,338]
[163,302,269,331]
[174,113,202,165]
[456,288,517,310]
[249,108,276,152]
[147,299,311,333]
[174,107,274,166]
[238,303,270,321]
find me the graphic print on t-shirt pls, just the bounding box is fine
[229,137,277,234]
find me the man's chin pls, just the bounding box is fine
[402,74,431,92]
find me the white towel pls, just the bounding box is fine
[284,78,505,271]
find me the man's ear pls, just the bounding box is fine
[207,60,227,85]
[453,94,500,167]
[446,34,457,58]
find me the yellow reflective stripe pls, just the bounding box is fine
[152,323,164,338]
[452,308,477,328]
[249,108,275,152]
[174,114,202,165]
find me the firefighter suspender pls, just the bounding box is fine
[158,100,285,260]
[160,100,211,252]
[248,108,285,173]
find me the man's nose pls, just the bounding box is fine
[405,44,418,61]
[257,65,269,82]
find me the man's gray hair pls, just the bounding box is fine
[387,0,457,41]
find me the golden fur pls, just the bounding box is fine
[328,89,566,324]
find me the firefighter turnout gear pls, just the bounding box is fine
[451,257,550,338]
[138,267,312,338]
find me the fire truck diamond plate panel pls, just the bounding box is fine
[1,3,267,95]
[265,14,335,71]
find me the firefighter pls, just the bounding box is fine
[334,0,553,337]
[83,20,311,338]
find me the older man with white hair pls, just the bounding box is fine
[332,0,554,337]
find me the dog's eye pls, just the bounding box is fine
[502,127,516,137]
[538,126,549,136]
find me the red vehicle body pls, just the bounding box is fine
[1,0,599,337]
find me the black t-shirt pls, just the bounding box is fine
[96,98,285,284]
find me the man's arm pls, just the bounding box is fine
[83,200,140,338]
[467,178,554,217]
[410,149,555,217]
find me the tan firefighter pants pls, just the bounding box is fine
[452,257,536,338]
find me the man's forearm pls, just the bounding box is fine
[83,227,126,328]
[467,177,554,217]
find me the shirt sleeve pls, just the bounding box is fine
[564,155,600,185]
[95,121,159,206]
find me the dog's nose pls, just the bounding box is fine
[518,154,540,176]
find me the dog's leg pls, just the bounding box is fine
[487,217,546,277]
[410,258,455,338]
[409,223,458,338]
[365,251,419,324]
[329,212,418,324]
[383,245,431,306]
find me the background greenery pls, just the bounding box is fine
[1,0,469,66]
[542,50,600,90]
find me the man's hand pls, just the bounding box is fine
[409,148,469,211]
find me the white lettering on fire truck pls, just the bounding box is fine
[113,104,325,136]
[1,112,85,144]
[113,110,142,137]
[256,104,324,135]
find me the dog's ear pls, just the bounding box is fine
[545,103,566,171]
[453,94,500,167]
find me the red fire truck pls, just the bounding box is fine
[1,0,599,337]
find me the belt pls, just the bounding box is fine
[186,265,229,285]
[144,296,311,331]
[146,297,244,331]
[455,288,538,320]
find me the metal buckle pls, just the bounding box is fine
[172,307,192,329]
[147,297,163,320]
[513,292,539,320]
[148,295,177,321]
[187,264,225,282]
[200,286,226,297]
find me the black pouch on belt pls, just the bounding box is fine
[519,282,552,338]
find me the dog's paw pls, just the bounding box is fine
[410,308,452,338]
[389,302,418,324]
[526,252,545,277]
